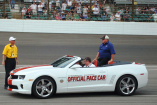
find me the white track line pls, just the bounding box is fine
[146,66,157,67]
[134,95,157,97]
[147,69,157,71]
[0,95,155,97]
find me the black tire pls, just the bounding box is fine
[32,76,56,99]
[115,75,137,96]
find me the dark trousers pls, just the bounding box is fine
[98,58,110,67]
[5,58,16,87]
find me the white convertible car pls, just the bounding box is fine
[8,55,148,98]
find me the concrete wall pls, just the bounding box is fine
[0,19,157,35]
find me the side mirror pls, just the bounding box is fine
[71,64,81,69]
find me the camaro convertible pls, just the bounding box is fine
[8,55,148,98]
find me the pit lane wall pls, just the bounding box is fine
[0,19,157,35]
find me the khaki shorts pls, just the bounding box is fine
[32,9,37,15]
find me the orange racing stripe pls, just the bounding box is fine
[10,65,51,75]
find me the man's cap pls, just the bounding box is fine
[9,36,16,41]
[100,35,109,40]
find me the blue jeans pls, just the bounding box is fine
[38,11,43,15]
[102,15,106,20]
[68,6,72,10]
[11,1,15,8]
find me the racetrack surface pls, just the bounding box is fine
[0,32,157,65]
[0,32,157,105]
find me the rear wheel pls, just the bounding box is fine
[32,76,56,99]
[116,75,137,96]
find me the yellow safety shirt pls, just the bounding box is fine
[2,44,18,58]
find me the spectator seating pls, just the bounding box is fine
[115,0,157,4]
[8,0,155,22]
[133,14,154,22]
[114,3,155,22]
[0,2,12,19]
[24,0,91,4]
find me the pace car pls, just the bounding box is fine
[8,55,148,98]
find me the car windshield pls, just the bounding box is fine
[51,57,75,68]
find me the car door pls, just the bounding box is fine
[67,66,108,92]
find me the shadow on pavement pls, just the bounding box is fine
[7,89,152,99]
[9,92,118,99]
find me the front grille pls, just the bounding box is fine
[10,75,18,79]
[9,85,18,89]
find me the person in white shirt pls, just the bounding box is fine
[49,1,52,10]
[103,0,106,5]
[62,2,67,11]
[115,11,121,21]
[41,0,45,7]
[83,57,96,68]
[67,0,72,9]
[136,7,141,15]
[152,12,157,22]
[30,2,37,14]
[22,8,26,15]
[43,8,47,16]
[38,2,43,14]
[83,6,88,15]
[149,12,157,22]
[21,5,27,17]
[56,0,60,7]
[92,5,99,15]
[110,14,115,21]
[151,7,155,12]
[77,5,81,15]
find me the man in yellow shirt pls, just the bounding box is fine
[2,36,19,89]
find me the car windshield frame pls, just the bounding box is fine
[51,57,76,68]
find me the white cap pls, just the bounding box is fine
[101,35,109,40]
[105,35,109,39]
[9,36,16,41]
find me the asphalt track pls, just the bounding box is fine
[0,32,157,105]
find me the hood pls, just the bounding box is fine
[10,65,53,75]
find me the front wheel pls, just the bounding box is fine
[32,76,56,99]
[116,75,137,96]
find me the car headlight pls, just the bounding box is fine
[18,75,25,80]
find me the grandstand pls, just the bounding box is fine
[0,0,157,22]
[115,0,157,5]
[24,0,91,3]
[0,0,12,19]
[114,0,157,22]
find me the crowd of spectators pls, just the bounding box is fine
[115,6,157,21]
[20,0,157,22]
[21,0,112,21]
[2,12,8,19]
